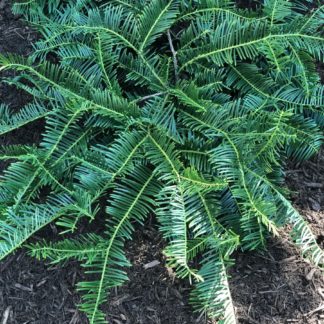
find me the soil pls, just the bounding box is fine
[0,1,323,324]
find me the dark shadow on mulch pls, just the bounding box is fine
[0,3,44,149]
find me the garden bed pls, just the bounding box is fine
[0,2,323,323]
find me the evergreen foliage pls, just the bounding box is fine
[0,0,323,322]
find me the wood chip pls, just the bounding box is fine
[143,260,160,270]
[1,306,11,324]
[14,283,32,292]
[68,311,80,324]
[111,294,130,306]
[259,290,278,294]
[112,320,123,324]
[318,288,324,299]
[36,279,47,287]
[0,0,6,10]
[304,182,324,189]
[306,268,317,281]
[279,256,297,263]
[304,304,324,317]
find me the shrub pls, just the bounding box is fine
[0,0,323,322]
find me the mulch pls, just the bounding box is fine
[0,1,323,323]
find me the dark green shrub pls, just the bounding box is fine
[0,0,323,322]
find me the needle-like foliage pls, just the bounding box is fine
[0,0,323,322]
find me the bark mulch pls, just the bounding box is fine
[0,1,323,323]
[230,150,324,324]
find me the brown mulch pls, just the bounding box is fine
[105,221,202,324]
[0,1,43,148]
[230,151,324,324]
[0,249,87,324]
[0,1,324,323]
[0,222,202,324]
[286,150,324,245]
